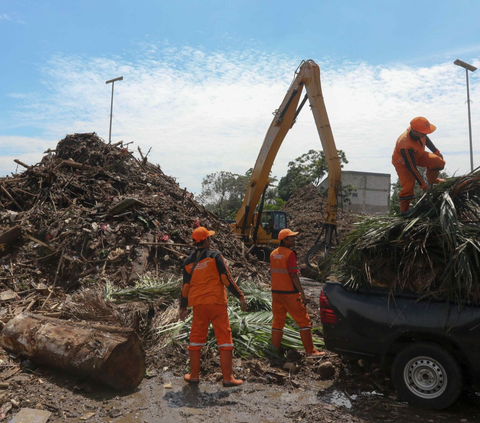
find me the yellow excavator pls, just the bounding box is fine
[231,59,341,266]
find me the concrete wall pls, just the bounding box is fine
[321,170,391,215]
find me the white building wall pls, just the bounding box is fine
[321,170,391,215]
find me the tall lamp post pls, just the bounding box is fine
[105,76,123,144]
[454,59,477,172]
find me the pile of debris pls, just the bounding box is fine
[282,184,358,268]
[0,133,269,321]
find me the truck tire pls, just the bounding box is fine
[392,343,462,410]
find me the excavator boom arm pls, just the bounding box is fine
[235,60,341,233]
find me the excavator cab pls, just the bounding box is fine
[255,210,287,243]
[246,210,288,261]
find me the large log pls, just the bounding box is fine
[0,313,145,390]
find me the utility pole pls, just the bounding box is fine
[105,76,123,144]
[454,60,477,172]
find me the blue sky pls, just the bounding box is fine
[1,0,480,194]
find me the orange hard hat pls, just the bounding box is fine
[278,228,299,241]
[192,227,215,243]
[410,116,436,134]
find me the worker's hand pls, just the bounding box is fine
[421,184,429,193]
[300,292,307,305]
[179,307,190,321]
[240,298,248,312]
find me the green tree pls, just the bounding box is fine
[197,171,249,219]
[278,149,349,201]
[197,169,283,219]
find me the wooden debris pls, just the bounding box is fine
[1,313,146,390]
[0,132,268,297]
[107,197,148,215]
[13,159,31,169]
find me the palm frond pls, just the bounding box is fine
[328,173,480,303]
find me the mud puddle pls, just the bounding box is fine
[55,372,330,423]
[5,362,480,422]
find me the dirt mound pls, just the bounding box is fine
[0,133,268,297]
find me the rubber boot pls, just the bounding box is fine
[184,349,201,385]
[300,329,322,357]
[400,201,410,213]
[271,330,283,349]
[219,350,243,387]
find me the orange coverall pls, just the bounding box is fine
[181,248,244,351]
[392,128,445,209]
[270,246,311,332]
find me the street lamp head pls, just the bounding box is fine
[106,76,124,84]
[454,60,477,72]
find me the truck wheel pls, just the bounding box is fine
[392,343,462,410]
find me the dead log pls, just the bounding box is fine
[0,313,145,390]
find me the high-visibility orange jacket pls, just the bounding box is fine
[180,248,244,308]
[392,128,441,189]
[270,246,299,294]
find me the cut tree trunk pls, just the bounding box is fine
[0,313,145,390]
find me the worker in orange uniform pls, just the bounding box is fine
[179,227,248,387]
[392,116,446,213]
[270,229,321,357]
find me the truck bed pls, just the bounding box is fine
[321,280,480,380]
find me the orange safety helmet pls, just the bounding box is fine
[410,116,436,134]
[192,227,215,243]
[278,228,299,241]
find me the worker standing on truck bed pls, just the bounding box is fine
[392,116,446,212]
[270,229,322,357]
[179,227,248,387]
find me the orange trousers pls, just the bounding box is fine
[272,293,311,331]
[395,152,445,202]
[188,303,234,351]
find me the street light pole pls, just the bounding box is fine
[105,76,123,144]
[454,60,477,172]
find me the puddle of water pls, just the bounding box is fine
[329,390,354,409]
[68,374,350,422]
[164,384,233,408]
[319,389,384,409]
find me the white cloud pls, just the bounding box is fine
[0,13,12,21]
[0,136,55,176]
[3,47,480,194]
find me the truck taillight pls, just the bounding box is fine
[320,291,338,325]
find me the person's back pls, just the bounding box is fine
[180,226,248,387]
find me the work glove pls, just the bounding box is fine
[240,298,248,312]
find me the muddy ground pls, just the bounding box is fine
[1,279,480,423]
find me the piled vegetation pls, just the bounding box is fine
[118,280,323,358]
[328,173,480,303]
[0,133,269,298]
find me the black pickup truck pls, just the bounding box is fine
[320,280,480,410]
